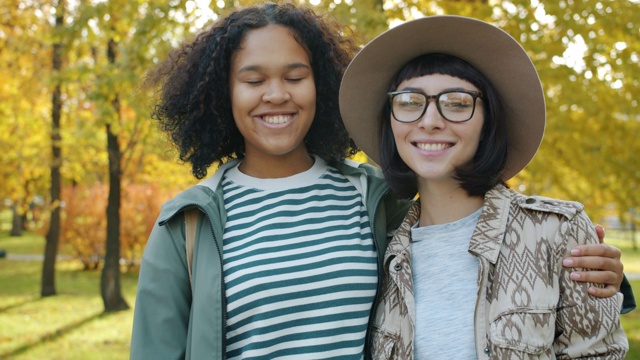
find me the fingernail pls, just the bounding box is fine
[563,259,574,267]
[570,249,580,256]
[570,272,580,280]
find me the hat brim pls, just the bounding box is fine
[339,15,545,180]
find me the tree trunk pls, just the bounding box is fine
[42,0,64,297]
[10,205,23,237]
[100,38,129,312]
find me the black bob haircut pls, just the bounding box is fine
[146,3,359,179]
[379,53,509,199]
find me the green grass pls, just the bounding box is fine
[624,299,640,359]
[0,230,639,358]
[0,231,136,359]
[607,234,640,274]
[0,231,46,255]
[605,232,640,358]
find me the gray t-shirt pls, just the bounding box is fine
[411,208,481,359]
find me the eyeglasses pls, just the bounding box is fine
[388,89,483,123]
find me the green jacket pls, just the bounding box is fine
[130,159,411,360]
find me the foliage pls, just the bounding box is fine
[1,0,638,310]
[0,0,53,219]
[322,0,640,225]
[493,0,640,226]
[25,183,168,271]
[119,183,167,270]
[60,185,107,270]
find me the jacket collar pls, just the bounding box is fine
[384,200,420,263]
[157,159,241,224]
[197,159,241,192]
[468,184,512,264]
[387,184,512,266]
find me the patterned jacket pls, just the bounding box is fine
[370,184,628,359]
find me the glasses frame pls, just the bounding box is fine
[387,89,483,123]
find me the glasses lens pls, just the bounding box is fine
[391,92,426,122]
[438,92,475,122]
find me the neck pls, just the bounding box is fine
[239,149,315,179]
[417,179,484,227]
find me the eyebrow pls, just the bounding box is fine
[400,86,472,93]
[237,63,311,74]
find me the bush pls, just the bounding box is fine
[119,183,165,271]
[61,185,107,270]
[36,183,169,271]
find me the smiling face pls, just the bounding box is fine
[391,73,484,186]
[229,25,316,172]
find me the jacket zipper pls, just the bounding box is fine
[205,211,228,359]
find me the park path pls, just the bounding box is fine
[4,253,74,261]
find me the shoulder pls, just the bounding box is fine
[329,158,390,193]
[157,163,233,224]
[330,158,385,178]
[494,186,585,220]
[329,158,398,201]
[155,185,216,225]
[516,193,584,220]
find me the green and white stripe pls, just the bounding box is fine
[222,159,376,359]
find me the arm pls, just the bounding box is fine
[130,216,191,359]
[555,214,628,358]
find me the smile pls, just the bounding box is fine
[263,114,293,124]
[415,142,451,151]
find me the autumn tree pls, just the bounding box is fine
[42,0,65,297]
[67,0,205,312]
[0,1,52,238]
[525,0,639,227]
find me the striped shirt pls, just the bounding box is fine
[222,158,377,359]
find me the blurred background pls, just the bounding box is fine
[1,0,639,358]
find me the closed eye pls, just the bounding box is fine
[442,100,472,110]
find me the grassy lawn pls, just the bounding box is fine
[0,230,639,358]
[0,232,137,359]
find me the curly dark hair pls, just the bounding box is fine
[145,2,359,179]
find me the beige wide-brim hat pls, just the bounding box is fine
[339,15,546,180]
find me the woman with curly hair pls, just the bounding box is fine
[130,3,629,359]
[130,3,411,359]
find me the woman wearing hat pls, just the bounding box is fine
[340,16,629,358]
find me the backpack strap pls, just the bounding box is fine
[184,209,200,288]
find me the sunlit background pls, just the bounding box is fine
[1,0,639,358]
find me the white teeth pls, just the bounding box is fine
[264,115,291,124]
[416,143,449,151]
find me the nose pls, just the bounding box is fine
[262,81,291,104]
[417,99,446,130]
